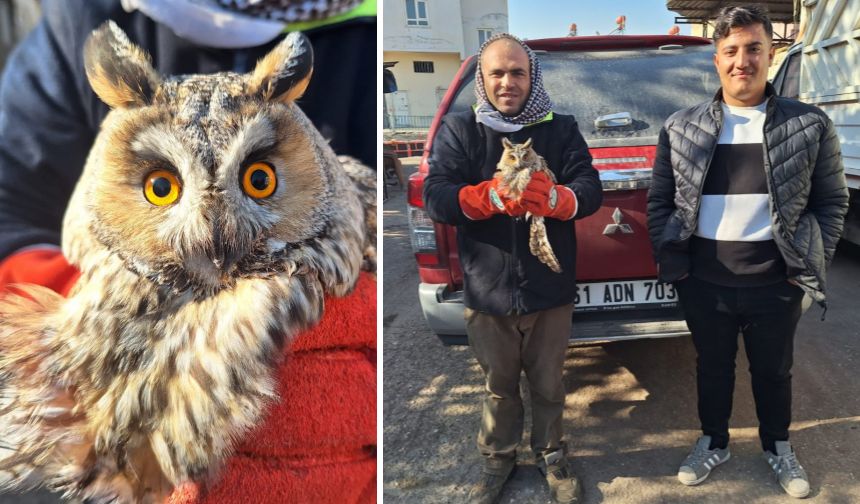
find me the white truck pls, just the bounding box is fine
[770,0,860,245]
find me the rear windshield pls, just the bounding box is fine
[449,45,717,146]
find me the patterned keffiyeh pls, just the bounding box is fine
[474,33,553,132]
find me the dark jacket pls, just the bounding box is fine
[423,110,603,315]
[647,85,849,303]
[0,0,375,260]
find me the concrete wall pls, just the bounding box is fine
[460,0,508,57]
[383,0,464,55]
[383,51,463,118]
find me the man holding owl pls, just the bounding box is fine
[424,33,602,504]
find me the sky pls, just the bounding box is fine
[509,0,693,39]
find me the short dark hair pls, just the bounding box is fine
[712,5,773,43]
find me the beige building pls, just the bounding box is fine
[383,0,508,128]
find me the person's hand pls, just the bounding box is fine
[459,179,521,219]
[787,278,799,286]
[503,197,527,217]
[520,171,577,219]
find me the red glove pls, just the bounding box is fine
[0,247,80,297]
[458,179,510,220]
[503,197,527,217]
[520,172,577,220]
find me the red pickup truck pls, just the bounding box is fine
[407,35,718,345]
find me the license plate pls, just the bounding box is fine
[574,279,678,312]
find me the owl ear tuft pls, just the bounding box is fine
[523,138,533,149]
[502,137,513,149]
[249,31,314,103]
[84,21,160,108]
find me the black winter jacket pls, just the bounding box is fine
[423,110,603,315]
[0,0,375,260]
[647,85,849,303]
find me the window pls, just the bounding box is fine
[406,0,428,26]
[449,46,718,144]
[478,29,493,47]
[780,52,801,100]
[413,61,434,73]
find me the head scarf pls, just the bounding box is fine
[121,0,362,48]
[474,33,553,132]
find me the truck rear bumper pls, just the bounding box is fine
[418,283,691,345]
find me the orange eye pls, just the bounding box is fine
[143,170,181,206]
[241,162,277,199]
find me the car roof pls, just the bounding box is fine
[523,35,712,52]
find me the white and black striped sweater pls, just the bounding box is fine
[690,100,786,287]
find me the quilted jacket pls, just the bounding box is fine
[647,84,849,303]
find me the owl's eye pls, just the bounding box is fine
[241,162,277,199]
[143,170,181,206]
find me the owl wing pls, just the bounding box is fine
[337,156,377,275]
[0,286,174,503]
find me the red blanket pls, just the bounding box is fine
[0,249,377,504]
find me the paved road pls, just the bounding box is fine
[383,158,860,503]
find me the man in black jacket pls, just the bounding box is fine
[424,34,602,504]
[647,6,848,498]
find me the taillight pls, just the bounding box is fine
[408,206,438,255]
[407,172,439,260]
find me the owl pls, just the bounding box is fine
[494,137,562,273]
[0,21,375,503]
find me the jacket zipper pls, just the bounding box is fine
[510,217,521,314]
[506,132,521,315]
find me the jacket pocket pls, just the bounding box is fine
[790,212,825,283]
[658,211,684,251]
[656,211,690,282]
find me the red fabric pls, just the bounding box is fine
[458,179,507,220]
[520,171,577,220]
[171,272,377,504]
[0,248,80,297]
[503,197,526,217]
[0,250,377,504]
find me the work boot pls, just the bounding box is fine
[467,458,515,504]
[538,449,582,503]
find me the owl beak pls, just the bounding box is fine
[209,222,242,273]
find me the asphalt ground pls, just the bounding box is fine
[383,158,860,503]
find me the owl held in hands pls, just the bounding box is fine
[494,137,562,273]
[0,21,375,503]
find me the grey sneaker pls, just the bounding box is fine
[468,459,516,504]
[764,441,810,498]
[537,449,582,503]
[677,435,731,485]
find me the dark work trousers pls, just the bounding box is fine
[675,276,805,453]
[465,303,574,471]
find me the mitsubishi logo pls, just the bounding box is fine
[603,208,634,235]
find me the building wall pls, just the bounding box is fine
[460,0,508,57]
[383,0,509,128]
[383,0,464,55]
[383,51,463,119]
